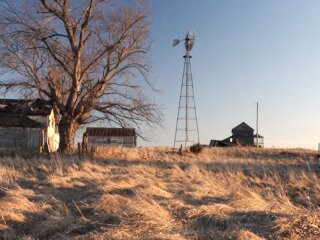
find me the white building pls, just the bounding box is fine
[0,99,59,153]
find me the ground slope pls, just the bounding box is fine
[0,147,320,239]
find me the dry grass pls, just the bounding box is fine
[0,146,320,239]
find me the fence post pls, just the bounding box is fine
[78,142,81,160]
[45,143,51,160]
[90,145,96,159]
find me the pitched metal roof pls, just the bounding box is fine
[86,127,136,137]
[0,114,45,128]
[232,122,254,131]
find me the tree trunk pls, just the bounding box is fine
[58,117,78,153]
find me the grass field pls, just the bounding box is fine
[0,147,320,239]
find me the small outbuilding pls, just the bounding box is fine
[86,127,137,147]
[209,122,263,147]
[0,99,59,153]
[254,134,264,148]
[231,122,254,146]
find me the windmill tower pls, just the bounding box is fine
[173,30,200,149]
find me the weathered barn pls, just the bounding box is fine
[209,122,263,147]
[231,122,254,146]
[0,99,59,153]
[86,127,137,147]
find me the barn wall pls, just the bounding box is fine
[0,127,42,153]
[232,129,254,145]
[88,136,136,147]
[28,115,48,127]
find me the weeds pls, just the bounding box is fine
[0,147,319,239]
[189,143,203,154]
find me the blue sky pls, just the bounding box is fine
[141,0,320,149]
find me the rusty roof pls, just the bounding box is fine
[86,127,136,137]
[0,114,45,128]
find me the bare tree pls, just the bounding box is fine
[0,0,160,152]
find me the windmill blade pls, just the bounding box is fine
[185,29,195,51]
[173,39,180,47]
[186,29,195,41]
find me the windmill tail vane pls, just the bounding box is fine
[173,39,180,47]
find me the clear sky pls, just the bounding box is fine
[140,0,320,149]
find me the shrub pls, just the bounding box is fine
[190,143,203,154]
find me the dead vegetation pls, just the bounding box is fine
[0,147,320,239]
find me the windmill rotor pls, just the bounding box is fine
[173,29,195,52]
[185,29,195,51]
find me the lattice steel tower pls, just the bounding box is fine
[173,30,200,149]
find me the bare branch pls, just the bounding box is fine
[0,0,160,152]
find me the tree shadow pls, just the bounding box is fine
[100,158,191,172]
[1,151,318,239]
[182,194,229,207]
[2,177,121,239]
[0,188,6,199]
[108,187,136,198]
[96,154,319,180]
[192,210,284,240]
[199,161,320,178]
[217,148,316,161]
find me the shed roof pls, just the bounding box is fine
[86,127,136,137]
[0,114,45,128]
[0,98,53,116]
[232,122,254,131]
[210,139,232,147]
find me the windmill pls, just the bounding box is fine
[173,29,200,149]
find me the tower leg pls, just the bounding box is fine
[173,51,200,149]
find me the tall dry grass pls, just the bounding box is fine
[0,147,319,239]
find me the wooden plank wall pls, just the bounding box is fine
[0,127,42,153]
[88,136,136,147]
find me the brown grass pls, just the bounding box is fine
[0,146,320,239]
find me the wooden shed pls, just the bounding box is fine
[0,99,59,153]
[86,127,137,147]
[210,122,263,147]
[0,114,44,153]
[231,122,254,146]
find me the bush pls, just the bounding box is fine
[190,143,203,154]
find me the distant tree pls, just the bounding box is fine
[0,0,160,152]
